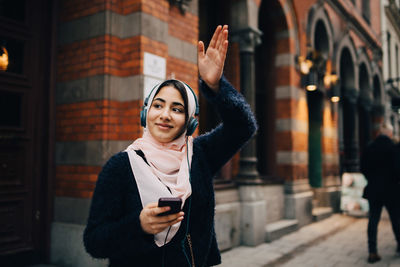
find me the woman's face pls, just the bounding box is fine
[147,85,187,143]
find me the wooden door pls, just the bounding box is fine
[0,0,53,264]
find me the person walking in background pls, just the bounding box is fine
[83,25,257,267]
[361,123,400,263]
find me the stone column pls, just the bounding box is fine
[232,27,263,184]
[232,27,266,246]
[342,88,360,172]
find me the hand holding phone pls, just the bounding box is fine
[158,197,182,216]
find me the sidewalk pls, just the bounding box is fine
[220,214,400,267]
[28,214,399,267]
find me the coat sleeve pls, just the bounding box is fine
[83,152,156,259]
[194,76,257,176]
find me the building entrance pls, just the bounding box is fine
[0,0,53,264]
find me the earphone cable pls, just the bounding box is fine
[161,226,172,267]
[181,137,194,267]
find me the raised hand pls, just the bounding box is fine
[198,25,229,91]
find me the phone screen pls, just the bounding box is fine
[158,197,182,216]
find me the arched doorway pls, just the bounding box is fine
[255,1,287,181]
[339,48,358,172]
[357,63,372,156]
[0,0,54,264]
[198,0,235,181]
[307,19,330,188]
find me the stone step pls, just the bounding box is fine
[312,207,333,221]
[265,219,299,242]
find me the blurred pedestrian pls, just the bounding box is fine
[361,122,400,263]
[83,25,257,267]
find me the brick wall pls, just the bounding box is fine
[56,0,198,198]
[275,0,381,185]
[272,0,309,182]
[322,101,339,178]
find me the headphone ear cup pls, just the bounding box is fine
[140,107,147,127]
[186,117,198,136]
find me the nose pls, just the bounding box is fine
[160,107,171,120]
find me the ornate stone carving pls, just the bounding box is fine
[169,0,192,14]
[231,27,263,53]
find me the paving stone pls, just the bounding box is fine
[220,214,399,267]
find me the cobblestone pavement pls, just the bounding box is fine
[220,214,400,267]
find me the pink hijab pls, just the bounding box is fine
[126,129,193,202]
[125,79,197,208]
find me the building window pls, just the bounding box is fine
[362,0,370,23]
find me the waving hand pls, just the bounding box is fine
[198,25,229,92]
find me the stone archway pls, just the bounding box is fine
[358,63,372,155]
[256,0,300,182]
[255,0,289,181]
[307,19,330,188]
[357,49,373,156]
[306,4,334,188]
[335,36,359,172]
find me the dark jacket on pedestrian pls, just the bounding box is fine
[83,76,257,267]
[395,142,400,185]
[361,135,397,202]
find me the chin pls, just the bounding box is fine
[155,135,175,143]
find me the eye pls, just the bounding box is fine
[172,107,184,113]
[152,103,162,109]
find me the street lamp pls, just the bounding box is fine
[305,68,318,91]
[296,49,339,99]
[0,46,8,71]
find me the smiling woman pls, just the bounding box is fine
[147,85,187,143]
[83,25,258,267]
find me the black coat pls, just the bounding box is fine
[361,135,398,202]
[83,76,257,267]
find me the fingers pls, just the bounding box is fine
[158,211,185,223]
[219,39,228,64]
[144,211,185,234]
[209,25,222,48]
[140,203,185,235]
[152,206,171,217]
[157,215,184,228]
[218,26,228,61]
[215,25,228,49]
[143,202,169,216]
[198,41,205,59]
[148,216,184,234]
[145,202,158,208]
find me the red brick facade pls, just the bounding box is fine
[55,0,382,197]
[56,0,199,198]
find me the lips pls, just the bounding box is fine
[156,123,173,130]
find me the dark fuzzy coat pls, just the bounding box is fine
[83,76,257,267]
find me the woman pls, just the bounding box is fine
[83,25,257,267]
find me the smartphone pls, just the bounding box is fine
[158,197,182,216]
